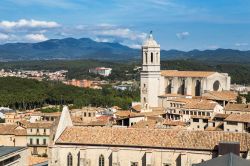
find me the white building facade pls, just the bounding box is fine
[140,32,231,109]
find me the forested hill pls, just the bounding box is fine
[1,37,250,63]
[0,77,140,110]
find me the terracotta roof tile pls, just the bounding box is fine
[18,120,53,129]
[56,127,250,151]
[0,124,26,135]
[131,105,142,112]
[225,104,250,112]
[214,114,230,119]
[161,70,215,78]
[203,91,238,101]
[131,120,157,129]
[115,111,135,117]
[28,156,48,166]
[183,100,217,110]
[225,114,250,123]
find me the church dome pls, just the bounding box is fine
[143,31,159,47]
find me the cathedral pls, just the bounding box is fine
[140,32,231,108]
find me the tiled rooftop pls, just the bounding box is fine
[0,124,26,136]
[131,105,142,112]
[225,104,250,112]
[56,127,250,151]
[28,156,48,166]
[225,114,250,123]
[18,120,53,128]
[214,114,230,119]
[131,120,157,129]
[161,70,216,78]
[203,91,238,101]
[183,100,217,110]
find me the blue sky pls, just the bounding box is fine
[0,0,250,50]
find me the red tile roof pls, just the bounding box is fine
[161,70,216,78]
[56,127,250,151]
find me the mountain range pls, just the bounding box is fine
[0,37,250,63]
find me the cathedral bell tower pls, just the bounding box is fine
[140,31,161,109]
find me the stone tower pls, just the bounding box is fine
[140,31,161,109]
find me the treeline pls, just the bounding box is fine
[1,59,250,84]
[0,77,140,110]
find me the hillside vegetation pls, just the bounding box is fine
[0,60,250,84]
[0,77,140,110]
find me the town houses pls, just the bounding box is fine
[1,32,250,165]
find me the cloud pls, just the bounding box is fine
[207,45,219,50]
[176,32,190,39]
[94,28,146,41]
[127,44,141,49]
[25,34,48,42]
[0,19,60,30]
[0,33,9,40]
[0,19,147,48]
[72,24,147,47]
[235,43,248,47]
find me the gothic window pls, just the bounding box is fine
[67,153,73,166]
[213,80,220,91]
[195,80,201,96]
[145,52,148,63]
[166,80,172,94]
[178,79,185,95]
[99,154,105,166]
[151,52,153,63]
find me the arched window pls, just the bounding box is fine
[99,155,105,166]
[145,52,147,63]
[67,153,73,166]
[151,52,153,63]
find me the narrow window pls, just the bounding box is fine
[99,154,104,166]
[43,139,46,145]
[151,52,153,63]
[77,152,80,166]
[67,153,73,166]
[30,138,33,145]
[36,139,39,145]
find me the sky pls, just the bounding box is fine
[0,0,250,51]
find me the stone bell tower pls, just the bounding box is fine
[140,31,161,109]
